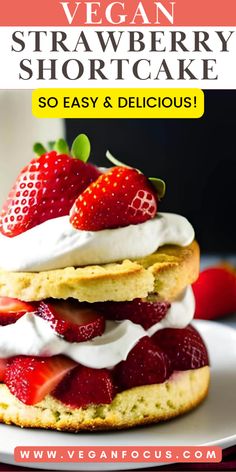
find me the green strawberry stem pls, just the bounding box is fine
[106,150,131,168]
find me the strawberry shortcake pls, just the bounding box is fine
[0,135,209,431]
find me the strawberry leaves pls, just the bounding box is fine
[33,134,91,163]
[71,134,91,162]
[54,138,69,155]
[149,177,166,199]
[33,142,47,157]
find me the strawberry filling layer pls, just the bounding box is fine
[0,295,208,407]
[0,290,195,368]
[0,322,209,409]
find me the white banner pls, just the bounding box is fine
[0,27,236,89]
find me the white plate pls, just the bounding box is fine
[0,320,236,471]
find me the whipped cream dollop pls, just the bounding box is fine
[0,286,195,368]
[0,212,194,272]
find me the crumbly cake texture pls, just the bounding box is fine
[0,241,199,302]
[0,366,209,431]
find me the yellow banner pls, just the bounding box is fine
[32,88,204,119]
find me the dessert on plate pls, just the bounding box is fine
[0,135,209,431]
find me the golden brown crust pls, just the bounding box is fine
[0,366,209,431]
[0,241,199,302]
[142,240,200,301]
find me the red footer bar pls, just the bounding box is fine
[14,446,222,463]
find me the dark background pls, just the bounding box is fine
[65,90,236,254]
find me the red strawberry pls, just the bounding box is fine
[53,366,115,407]
[94,299,170,330]
[4,355,77,405]
[0,151,100,238]
[152,325,209,371]
[70,166,158,231]
[36,300,105,343]
[0,297,35,326]
[192,266,236,320]
[115,337,170,390]
[0,358,8,381]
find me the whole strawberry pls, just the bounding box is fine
[152,325,209,371]
[0,135,100,238]
[192,266,236,320]
[70,166,161,231]
[114,336,170,390]
[53,366,115,408]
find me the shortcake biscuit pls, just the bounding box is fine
[0,241,199,302]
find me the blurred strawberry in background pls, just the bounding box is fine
[192,265,236,320]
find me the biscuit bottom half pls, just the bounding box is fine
[0,367,210,431]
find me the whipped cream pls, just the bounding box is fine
[0,212,194,272]
[0,286,195,368]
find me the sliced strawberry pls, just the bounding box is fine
[115,336,170,390]
[192,266,236,320]
[0,297,34,313]
[53,365,115,408]
[36,300,105,343]
[4,355,77,405]
[0,297,35,326]
[0,358,8,381]
[70,166,158,231]
[152,325,209,371]
[94,299,170,330]
[0,149,100,238]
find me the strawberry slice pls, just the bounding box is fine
[94,299,170,330]
[192,266,236,320]
[152,325,209,371]
[70,166,158,231]
[115,337,171,390]
[53,366,115,408]
[36,300,105,343]
[4,355,77,405]
[0,297,35,326]
[0,139,100,238]
[0,358,8,381]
